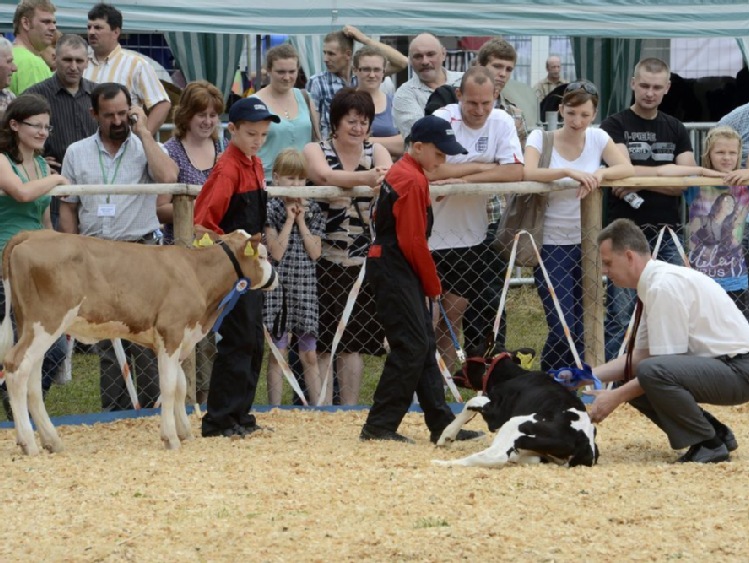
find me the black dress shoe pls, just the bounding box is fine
[716,426,738,452]
[702,410,738,451]
[676,442,730,463]
[360,424,415,444]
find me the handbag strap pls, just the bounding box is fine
[538,130,555,169]
[301,88,322,142]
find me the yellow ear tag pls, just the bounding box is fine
[516,352,534,370]
[244,242,256,257]
[193,233,214,248]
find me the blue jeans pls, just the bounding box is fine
[604,232,684,361]
[534,245,584,372]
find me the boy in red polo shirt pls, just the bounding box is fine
[361,115,483,444]
[194,98,280,438]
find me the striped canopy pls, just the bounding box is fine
[1,0,748,37]
[3,1,745,111]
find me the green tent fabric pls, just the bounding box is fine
[738,38,749,64]
[163,33,244,98]
[572,38,643,120]
[289,36,324,80]
[6,0,749,37]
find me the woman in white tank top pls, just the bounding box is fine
[523,81,634,371]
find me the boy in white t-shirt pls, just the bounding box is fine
[427,66,523,371]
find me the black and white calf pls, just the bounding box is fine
[434,350,598,468]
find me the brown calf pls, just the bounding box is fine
[0,230,276,455]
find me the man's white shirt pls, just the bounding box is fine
[429,104,523,250]
[636,260,749,357]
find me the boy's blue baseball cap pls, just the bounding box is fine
[409,115,468,155]
[228,98,281,124]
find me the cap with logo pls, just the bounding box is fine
[228,97,281,124]
[409,115,468,155]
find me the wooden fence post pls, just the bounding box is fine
[173,193,197,404]
[580,189,604,367]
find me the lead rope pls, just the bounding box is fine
[318,261,367,406]
[497,229,584,370]
[433,298,464,402]
[112,338,141,410]
[263,327,308,405]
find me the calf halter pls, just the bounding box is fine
[452,352,513,394]
[211,239,275,332]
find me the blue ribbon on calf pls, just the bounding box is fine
[548,363,603,390]
[212,278,251,333]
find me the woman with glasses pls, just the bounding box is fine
[523,81,634,371]
[0,94,70,417]
[252,44,321,183]
[353,46,404,157]
[303,87,392,405]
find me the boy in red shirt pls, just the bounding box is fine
[194,98,279,438]
[361,115,483,444]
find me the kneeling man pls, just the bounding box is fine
[587,219,749,463]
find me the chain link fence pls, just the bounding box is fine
[5,188,748,421]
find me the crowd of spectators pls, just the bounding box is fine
[3,0,749,431]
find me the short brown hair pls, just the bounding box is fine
[172,80,225,140]
[265,44,299,71]
[633,57,670,79]
[597,219,650,255]
[561,81,599,111]
[13,0,56,35]
[56,33,87,56]
[459,65,495,91]
[477,38,517,66]
[353,46,386,70]
[272,148,307,178]
[329,87,375,138]
[324,31,353,54]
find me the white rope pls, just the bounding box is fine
[435,349,464,403]
[112,338,140,410]
[263,327,308,406]
[498,230,583,369]
[318,262,367,406]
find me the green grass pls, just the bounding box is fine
[0,285,549,420]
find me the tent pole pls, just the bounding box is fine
[255,34,263,92]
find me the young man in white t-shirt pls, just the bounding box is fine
[427,66,523,370]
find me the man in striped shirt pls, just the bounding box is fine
[84,2,171,135]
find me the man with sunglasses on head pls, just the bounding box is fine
[600,57,696,362]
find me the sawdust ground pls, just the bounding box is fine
[1,404,748,562]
